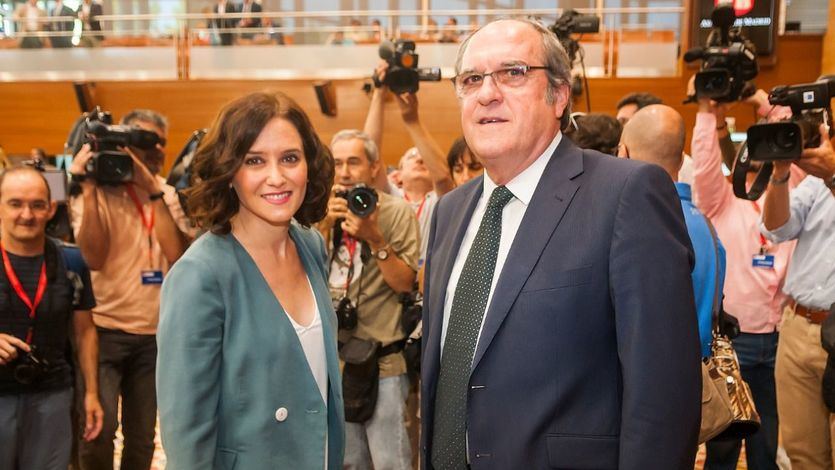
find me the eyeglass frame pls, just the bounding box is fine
[450,64,552,96]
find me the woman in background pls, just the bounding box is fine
[156,91,342,469]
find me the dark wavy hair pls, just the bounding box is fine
[184,91,334,233]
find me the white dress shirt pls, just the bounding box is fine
[760,177,835,310]
[440,132,562,354]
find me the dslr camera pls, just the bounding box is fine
[684,3,758,102]
[336,184,378,218]
[334,297,359,331]
[549,10,600,65]
[66,107,162,185]
[376,40,441,94]
[733,78,835,200]
[9,345,51,385]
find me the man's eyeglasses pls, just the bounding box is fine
[452,65,551,96]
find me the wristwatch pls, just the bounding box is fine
[372,245,391,261]
[825,174,835,190]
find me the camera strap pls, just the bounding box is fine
[125,184,156,268]
[0,242,47,345]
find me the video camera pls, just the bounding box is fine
[376,40,441,94]
[684,3,758,103]
[66,107,162,185]
[549,10,600,65]
[732,78,835,200]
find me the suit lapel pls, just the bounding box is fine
[289,226,342,404]
[424,180,484,385]
[471,139,584,371]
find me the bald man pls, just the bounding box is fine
[0,168,102,470]
[619,104,726,359]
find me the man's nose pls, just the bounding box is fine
[476,74,502,104]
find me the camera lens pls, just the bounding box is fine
[13,364,37,385]
[345,186,378,218]
[771,127,798,151]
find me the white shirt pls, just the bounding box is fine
[405,190,438,267]
[286,277,328,403]
[440,133,562,354]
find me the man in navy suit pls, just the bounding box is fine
[420,18,702,469]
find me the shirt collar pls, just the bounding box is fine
[482,132,562,206]
[675,181,692,202]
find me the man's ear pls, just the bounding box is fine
[369,159,381,180]
[47,200,58,219]
[553,84,571,120]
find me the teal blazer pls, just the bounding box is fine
[157,225,344,469]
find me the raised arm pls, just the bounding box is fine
[395,93,455,196]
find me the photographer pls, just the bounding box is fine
[319,129,419,470]
[691,86,804,468]
[69,109,189,470]
[0,167,102,469]
[365,63,454,264]
[760,122,835,469]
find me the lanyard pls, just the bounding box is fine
[405,194,428,219]
[125,184,156,267]
[750,201,768,252]
[343,235,358,292]
[1,243,47,344]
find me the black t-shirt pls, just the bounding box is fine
[0,241,96,394]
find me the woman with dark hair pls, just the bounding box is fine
[156,91,343,469]
[446,136,483,187]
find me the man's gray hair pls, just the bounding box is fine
[121,109,169,133]
[454,17,573,130]
[330,129,379,163]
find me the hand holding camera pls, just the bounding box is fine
[0,333,29,366]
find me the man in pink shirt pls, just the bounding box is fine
[692,89,799,469]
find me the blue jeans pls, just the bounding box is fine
[0,387,73,470]
[344,374,412,470]
[705,331,779,470]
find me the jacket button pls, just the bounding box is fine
[275,407,288,422]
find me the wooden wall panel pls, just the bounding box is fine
[823,0,835,75]
[0,34,822,170]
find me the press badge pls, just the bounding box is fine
[752,254,775,268]
[141,270,164,285]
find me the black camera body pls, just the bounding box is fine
[334,297,359,331]
[746,80,835,162]
[549,10,600,65]
[336,184,378,218]
[9,346,51,385]
[66,107,161,185]
[377,40,441,94]
[684,3,758,102]
[732,78,834,200]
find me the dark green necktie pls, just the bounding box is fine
[432,185,515,470]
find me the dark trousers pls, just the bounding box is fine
[705,331,779,470]
[78,328,157,470]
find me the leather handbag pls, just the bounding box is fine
[699,220,760,442]
[708,331,761,441]
[699,358,734,443]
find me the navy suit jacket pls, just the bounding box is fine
[421,138,701,469]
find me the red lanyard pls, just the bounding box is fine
[343,236,358,291]
[750,201,768,251]
[405,193,428,219]
[1,243,47,344]
[125,184,156,266]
